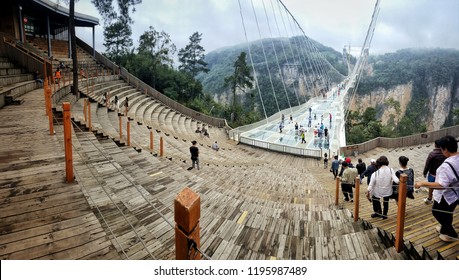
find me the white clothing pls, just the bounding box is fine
[434,155,459,205]
[368,165,399,198]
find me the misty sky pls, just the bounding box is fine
[73,0,459,57]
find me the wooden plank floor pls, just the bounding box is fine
[0,89,120,260]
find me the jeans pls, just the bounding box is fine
[192,158,200,170]
[432,197,458,238]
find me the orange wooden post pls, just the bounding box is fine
[91,74,94,95]
[119,115,123,140]
[63,102,74,183]
[87,99,92,131]
[150,130,154,150]
[395,174,408,253]
[44,78,49,116]
[354,176,360,222]
[335,177,340,206]
[127,121,131,146]
[83,98,87,124]
[160,136,164,157]
[175,187,201,260]
[45,88,54,135]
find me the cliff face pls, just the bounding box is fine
[350,80,458,131]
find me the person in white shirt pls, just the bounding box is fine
[368,156,399,219]
[211,141,219,151]
[415,136,459,242]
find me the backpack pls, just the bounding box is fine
[392,168,414,196]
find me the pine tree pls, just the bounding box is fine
[224,52,253,121]
[178,32,209,78]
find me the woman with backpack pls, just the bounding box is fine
[393,156,415,200]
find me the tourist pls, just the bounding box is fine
[124,96,129,116]
[422,140,446,204]
[362,159,377,185]
[34,71,43,87]
[189,140,200,170]
[211,141,219,151]
[323,153,329,169]
[340,161,358,202]
[393,156,415,200]
[367,156,399,219]
[356,158,366,184]
[331,155,340,179]
[415,135,459,242]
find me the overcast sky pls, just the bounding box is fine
[73,0,459,57]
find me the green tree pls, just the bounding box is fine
[91,0,141,24]
[178,32,209,78]
[134,26,176,88]
[103,20,133,65]
[223,52,253,121]
[138,26,176,67]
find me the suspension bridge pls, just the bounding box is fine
[229,0,381,158]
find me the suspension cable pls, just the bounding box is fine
[238,0,269,121]
[250,0,281,113]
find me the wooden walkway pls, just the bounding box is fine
[1,88,457,260]
[0,89,119,259]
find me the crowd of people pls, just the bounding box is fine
[331,135,458,242]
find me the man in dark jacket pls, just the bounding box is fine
[356,158,366,183]
[362,159,377,185]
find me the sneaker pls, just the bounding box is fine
[424,198,433,204]
[436,226,441,233]
[350,199,354,202]
[371,213,380,218]
[439,234,456,242]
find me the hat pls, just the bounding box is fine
[370,159,376,163]
[345,157,351,163]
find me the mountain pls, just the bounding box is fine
[352,48,459,133]
[199,37,348,117]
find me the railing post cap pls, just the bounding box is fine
[62,102,71,111]
[174,187,200,233]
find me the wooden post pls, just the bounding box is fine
[354,176,360,222]
[87,99,92,131]
[63,102,74,183]
[44,78,48,116]
[119,115,122,140]
[395,174,408,253]
[91,74,94,95]
[83,99,87,124]
[160,136,164,157]
[150,130,154,150]
[45,88,54,135]
[175,187,201,260]
[335,177,340,206]
[127,121,131,146]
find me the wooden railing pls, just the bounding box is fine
[0,35,52,80]
[340,125,459,156]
